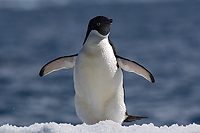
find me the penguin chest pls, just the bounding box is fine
[74,50,122,102]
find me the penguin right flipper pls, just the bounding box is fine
[124,114,148,122]
[116,55,155,83]
[39,54,78,77]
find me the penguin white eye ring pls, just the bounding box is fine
[39,16,155,125]
[97,22,101,26]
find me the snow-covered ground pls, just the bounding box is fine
[0,121,200,133]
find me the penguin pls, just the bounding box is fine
[39,16,155,125]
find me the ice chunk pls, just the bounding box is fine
[0,120,200,133]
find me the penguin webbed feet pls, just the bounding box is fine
[123,114,148,122]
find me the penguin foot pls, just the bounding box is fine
[123,115,148,122]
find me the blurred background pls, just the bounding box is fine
[0,0,200,127]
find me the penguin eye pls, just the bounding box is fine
[96,22,101,26]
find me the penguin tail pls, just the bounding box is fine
[123,114,148,122]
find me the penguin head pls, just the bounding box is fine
[83,16,113,44]
[88,16,113,36]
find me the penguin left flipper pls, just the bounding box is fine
[39,54,78,77]
[116,55,155,83]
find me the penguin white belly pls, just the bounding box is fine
[74,38,126,124]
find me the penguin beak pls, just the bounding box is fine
[109,19,113,24]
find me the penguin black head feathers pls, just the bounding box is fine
[83,16,113,44]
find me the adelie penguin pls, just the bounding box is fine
[39,16,155,125]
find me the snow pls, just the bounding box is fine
[0,121,200,133]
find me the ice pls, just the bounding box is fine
[0,121,200,133]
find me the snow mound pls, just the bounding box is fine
[0,120,200,133]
